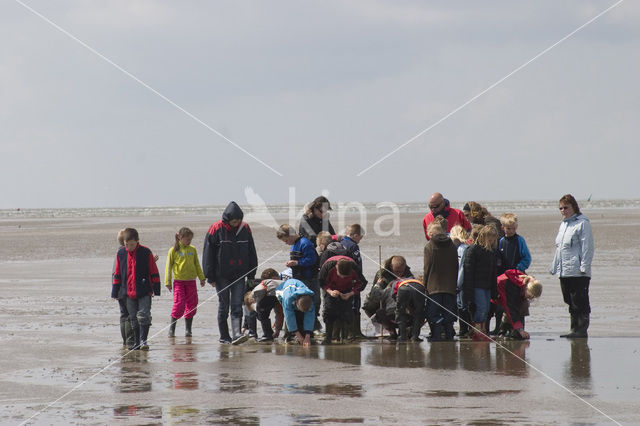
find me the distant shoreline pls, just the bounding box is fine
[2,199,639,219]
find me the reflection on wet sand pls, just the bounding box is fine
[282,383,364,397]
[114,352,151,394]
[171,342,199,390]
[365,342,426,368]
[113,404,162,420]
[495,340,531,377]
[565,339,592,396]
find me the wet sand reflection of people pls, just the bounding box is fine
[459,342,492,372]
[495,340,530,377]
[565,340,592,394]
[172,343,199,390]
[321,345,362,366]
[365,342,426,368]
[426,342,458,370]
[114,353,152,394]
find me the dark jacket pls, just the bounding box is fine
[498,234,531,274]
[423,233,458,295]
[298,214,335,247]
[318,255,368,293]
[341,236,362,270]
[318,241,350,269]
[112,244,161,299]
[462,244,497,306]
[202,202,258,282]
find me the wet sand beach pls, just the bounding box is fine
[1,206,639,424]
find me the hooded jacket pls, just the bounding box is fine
[550,213,594,277]
[275,279,316,333]
[202,202,258,282]
[423,233,459,295]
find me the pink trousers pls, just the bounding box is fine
[171,280,198,319]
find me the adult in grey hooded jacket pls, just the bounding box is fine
[550,194,594,338]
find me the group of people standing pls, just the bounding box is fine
[111,192,594,350]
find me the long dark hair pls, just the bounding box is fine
[174,227,194,253]
[559,194,581,215]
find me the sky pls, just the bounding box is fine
[1,1,639,208]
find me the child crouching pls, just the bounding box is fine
[494,269,542,339]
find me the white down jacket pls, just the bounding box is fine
[550,214,594,277]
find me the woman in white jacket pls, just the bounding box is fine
[550,194,594,338]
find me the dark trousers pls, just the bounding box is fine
[118,298,129,321]
[425,293,457,325]
[256,295,278,338]
[323,293,354,324]
[560,276,591,315]
[396,283,427,330]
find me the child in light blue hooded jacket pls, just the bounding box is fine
[275,278,316,346]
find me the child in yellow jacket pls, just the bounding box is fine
[165,227,206,337]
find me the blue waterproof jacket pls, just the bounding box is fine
[550,214,594,277]
[498,234,532,273]
[275,279,315,332]
[290,237,318,279]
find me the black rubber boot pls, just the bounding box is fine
[218,320,231,344]
[428,324,443,342]
[398,323,408,342]
[489,307,504,335]
[341,322,350,342]
[168,316,177,337]
[128,320,140,350]
[322,321,333,345]
[566,314,589,338]
[560,313,578,338]
[140,324,150,350]
[350,314,368,340]
[444,323,456,341]
[332,320,343,340]
[120,319,128,346]
[185,317,193,337]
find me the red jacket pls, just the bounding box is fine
[495,269,528,330]
[112,244,161,299]
[318,255,366,294]
[422,207,471,240]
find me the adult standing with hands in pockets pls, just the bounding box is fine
[550,194,594,338]
[203,201,258,344]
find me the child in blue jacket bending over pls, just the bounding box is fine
[275,278,316,347]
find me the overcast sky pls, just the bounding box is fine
[1,1,638,208]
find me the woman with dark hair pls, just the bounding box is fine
[298,196,336,246]
[550,194,594,338]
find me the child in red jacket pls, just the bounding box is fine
[494,269,542,339]
[112,228,161,350]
